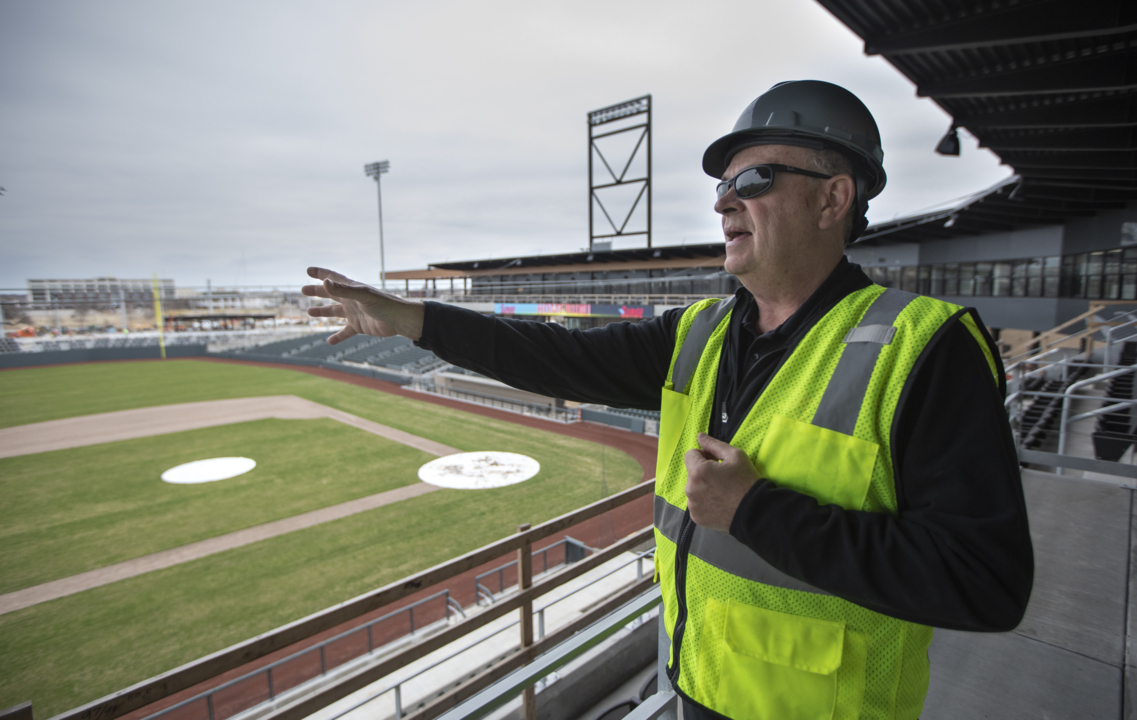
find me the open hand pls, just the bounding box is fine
[301,267,425,345]
[684,432,759,532]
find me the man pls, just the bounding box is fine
[303,80,1033,720]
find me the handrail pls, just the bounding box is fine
[143,590,463,720]
[321,550,655,720]
[50,479,656,720]
[1056,367,1137,465]
[432,589,664,720]
[1005,301,1137,363]
[259,528,656,720]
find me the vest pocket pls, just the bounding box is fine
[714,601,847,720]
[756,414,878,511]
[658,387,693,481]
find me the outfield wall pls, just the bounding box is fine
[0,345,208,369]
[216,351,412,386]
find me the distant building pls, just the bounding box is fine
[28,277,175,306]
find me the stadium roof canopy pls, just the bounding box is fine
[388,243,727,279]
[819,0,1137,245]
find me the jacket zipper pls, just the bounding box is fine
[667,510,696,685]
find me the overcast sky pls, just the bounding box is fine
[0,0,1010,291]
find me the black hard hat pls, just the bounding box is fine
[702,80,886,199]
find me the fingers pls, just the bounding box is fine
[696,432,742,463]
[307,266,352,283]
[323,278,374,303]
[326,326,359,345]
[301,283,331,298]
[306,304,346,318]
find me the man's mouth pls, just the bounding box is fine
[724,229,750,242]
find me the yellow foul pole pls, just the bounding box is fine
[152,274,166,359]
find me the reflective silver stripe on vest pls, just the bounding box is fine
[654,495,829,596]
[811,288,918,436]
[671,296,737,394]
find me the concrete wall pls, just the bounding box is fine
[0,344,207,368]
[917,225,1064,264]
[931,296,1061,332]
[845,242,919,267]
[434,372,557,408]
[1063,205,1137,255]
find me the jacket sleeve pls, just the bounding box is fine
[729,319,1034,631]
[415,301,684,410]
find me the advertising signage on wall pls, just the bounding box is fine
[494,302,653,319]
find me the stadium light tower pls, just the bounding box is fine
[364,160,391,290]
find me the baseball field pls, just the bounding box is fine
[0,359,642,716]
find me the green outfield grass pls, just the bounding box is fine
[0,418,432,594]
[0,360,643,715]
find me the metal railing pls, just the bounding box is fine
[474,538,593,606]
[432,588,675,720]
[143,590,466,720]
[50,480,656,720]
[415,383,581,424]
[1006,313,1137,479]
[320,550,656,720]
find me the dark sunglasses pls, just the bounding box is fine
[716,164,833,200]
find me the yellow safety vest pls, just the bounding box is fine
[654,285,1000,720]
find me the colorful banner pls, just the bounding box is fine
[495,302,653,319]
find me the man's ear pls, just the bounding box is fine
[817,174,856,232]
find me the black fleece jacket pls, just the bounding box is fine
[416,258,1034,631]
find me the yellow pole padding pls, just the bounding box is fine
[152,274,166,359]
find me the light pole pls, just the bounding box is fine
[364,161,391,290]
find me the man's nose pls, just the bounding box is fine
[714,188,740,215]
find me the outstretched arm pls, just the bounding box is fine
[301,267,425,344]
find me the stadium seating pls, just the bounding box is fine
[234,334,329,356]
[602,406,661,422]
[0,337,20,353]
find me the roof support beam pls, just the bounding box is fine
[866,1,1135,56]
[919,54,1137,98]
[1003,150,1137,170]
[947,93,1137,129]
[980,127,1137,151]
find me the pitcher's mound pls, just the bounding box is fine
[162,457,257,484]
[418,452,539,489]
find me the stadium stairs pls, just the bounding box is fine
[1093,341,1137,461]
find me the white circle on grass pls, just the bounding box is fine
[161,457,257,484]
[418,452,540,489]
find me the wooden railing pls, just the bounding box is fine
[50,480,656,720]
[1005,301,1137,365]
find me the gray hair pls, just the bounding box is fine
[807,148,858,241]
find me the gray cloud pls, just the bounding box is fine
[0,0,1011,290]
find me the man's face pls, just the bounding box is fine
[714,144,829,288]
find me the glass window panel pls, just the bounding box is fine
[993,262,1012,297]
[931,265,945,295]
[944,263,959,295]
[1123,275,1137,301]
[1012,261,1028,297]
[1086,274,1103,299]
[901,266,918,293]
[886,267,899,288]
[918,265,931,295]
[1125,249,1137,274]
[1106,249,1122,275]
[959,263,975,296]
[1044,275,1060,297]
[1087,252,1104,277]
[1106,274,1121,300]
[975,262,993,297]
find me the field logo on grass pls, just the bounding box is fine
[162,457,257,484]
[418,452,539,489]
